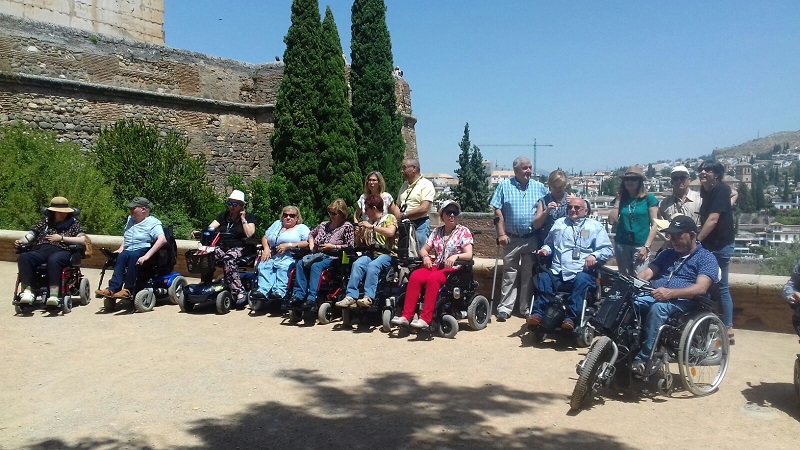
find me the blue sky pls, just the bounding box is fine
[164,1,800,176]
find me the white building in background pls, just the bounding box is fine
[766,222,800,246]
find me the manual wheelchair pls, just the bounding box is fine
[569,266,730,411]
[391,260,490,339]
[12,243,91,315]
[97,224,183,313]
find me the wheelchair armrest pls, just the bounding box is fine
[453,259,474,268]
[15,243,33,254]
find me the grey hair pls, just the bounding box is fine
[512,156,531,169]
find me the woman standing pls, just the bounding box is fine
[354,171,394,223]
[289,199,354,309]
[696,160,736,343]
[256,205,310,299]
[390,200,473,329]
[533,170,570,244]
[608,166,659,276]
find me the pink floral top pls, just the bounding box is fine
[425,224,473,266]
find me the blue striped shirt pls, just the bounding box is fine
[490,177,548,236]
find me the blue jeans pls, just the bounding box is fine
[109,248,149,292]
[634,294,695,361]
[292,256,334,301]
[346,254,393,299]
[713,243,734,327]
[531,271,596,322]
[415,219,430,251]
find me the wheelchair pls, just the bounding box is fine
[247,247,305,316]
[527,254,600,347]
[392,260,490,339]
[12,243,91,315]
[97,224,183,313]
[569,266,730,411]
[182,229,259,314]
[285,248,353,326]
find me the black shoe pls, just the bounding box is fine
[289,296,304,307]
[302,299,316,309]
[496,312,509,322]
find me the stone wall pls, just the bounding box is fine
[0,13,418,192]
[0,0,164,45]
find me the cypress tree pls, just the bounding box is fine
[350,0,406,194]
[452,123,489,212]
[316,7,361,220]
[269,0,323,219]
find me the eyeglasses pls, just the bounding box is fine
[568,205,583,211]
[327,210,340,216]
[282,213,297,219]
[698,168,711,173]
[401,165,416,170]
[442,209,460,216]
[670,176,688,182]
[226,201,241,207]
[623,177,640,182]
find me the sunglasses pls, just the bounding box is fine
[226,201,241,207]
[568,205,583,211]
[442,209,460,216]
[698,168,712,173]
[282,213,297,219]
[670,176,688,182]
[327,210,340,216]
[623,177,641,182]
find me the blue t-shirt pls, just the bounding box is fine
[650,243,719,292]
[123,215,164,252]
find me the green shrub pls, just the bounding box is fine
[758,242,800,276]
[0,124,120,234]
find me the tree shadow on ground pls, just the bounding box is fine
[27,369,637,450]
[741,380,800,422]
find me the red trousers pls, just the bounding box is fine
[401,266,457,323]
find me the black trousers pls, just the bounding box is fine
[17,244,71,288]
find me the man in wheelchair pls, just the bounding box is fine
[528,197,613,331]
[95,197,167,299]
[631,214,719,376]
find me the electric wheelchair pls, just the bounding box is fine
[285,248,352,326]
[569,266,730,411]
[97,224,183,313]
[12,243,90,315]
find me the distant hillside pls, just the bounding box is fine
[712,131,800,158]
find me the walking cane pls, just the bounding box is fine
[489,216,501,324]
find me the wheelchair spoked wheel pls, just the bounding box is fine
[134,289,157,313]
[78,278,91,306]
[168,276,187,306]
[467,295,490,331]
[436,314,459,339]
[61,296,73,314]
[677,313,730,396]
[215,291,232,315]
[317,302,333,325]
[570,336,613,411]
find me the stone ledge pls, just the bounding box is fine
[0,230,794,333]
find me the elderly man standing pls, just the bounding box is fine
[391,158,436,250]
[490,156,549,321]
[659,165,702,225]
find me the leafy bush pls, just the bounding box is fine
[0,124,120,233]
[92,120,219,235]
[758,242,800,276]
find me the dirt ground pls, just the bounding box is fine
[1,262,799,450]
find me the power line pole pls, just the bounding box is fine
[479,138,554,181]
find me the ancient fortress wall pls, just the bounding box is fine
[0,12,417,192]
[0,0,165,45]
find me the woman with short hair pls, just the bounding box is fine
[256,205,310,299]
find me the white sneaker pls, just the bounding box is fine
[356,296,373,308]
[46,296,59,306]
[336,296,356,308]
[19,291,34,304]
[390,316,409,327]
[410,318,429,329]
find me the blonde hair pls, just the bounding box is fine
[548,170,568,189]
[363,171,387,196]
[327,198,348,218]
[281,205,303,224]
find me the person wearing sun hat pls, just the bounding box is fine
[608,166,659,276]
[15,196,87,306]
[390,199,474,329]
[95,197,166,300]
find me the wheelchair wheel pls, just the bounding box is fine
[467,294,490,331]
[575,325,595,348]
[288,308,303,324]
[61,296,73,314]
[215,291,232,315]
[78,278,91,306]
[436,314,459,339]
[103,297,116,313]
[303,307,316,326]
[341,308,353,327]
[794,356,800,406]
[134,289,157,313]
[177,296,195,313]
[677,313,729,396]
[317,302,333,324]
[381,309,393,333]
[570,336,613,411]
[168,276,187,306]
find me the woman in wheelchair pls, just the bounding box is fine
[630,215,719,376]
[288,199,354,309]
[15,196,87,306]
[390,200,473,329]
[256,205,310,300]
[337,194,398,308]
[195,190,256,305]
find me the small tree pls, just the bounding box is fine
[646,163,656,178]
[783,173,791,202]
[736,183,754,213]
[451,123,489,212]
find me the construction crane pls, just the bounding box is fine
[478,138,554,181]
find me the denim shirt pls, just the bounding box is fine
[542,217,613,281]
